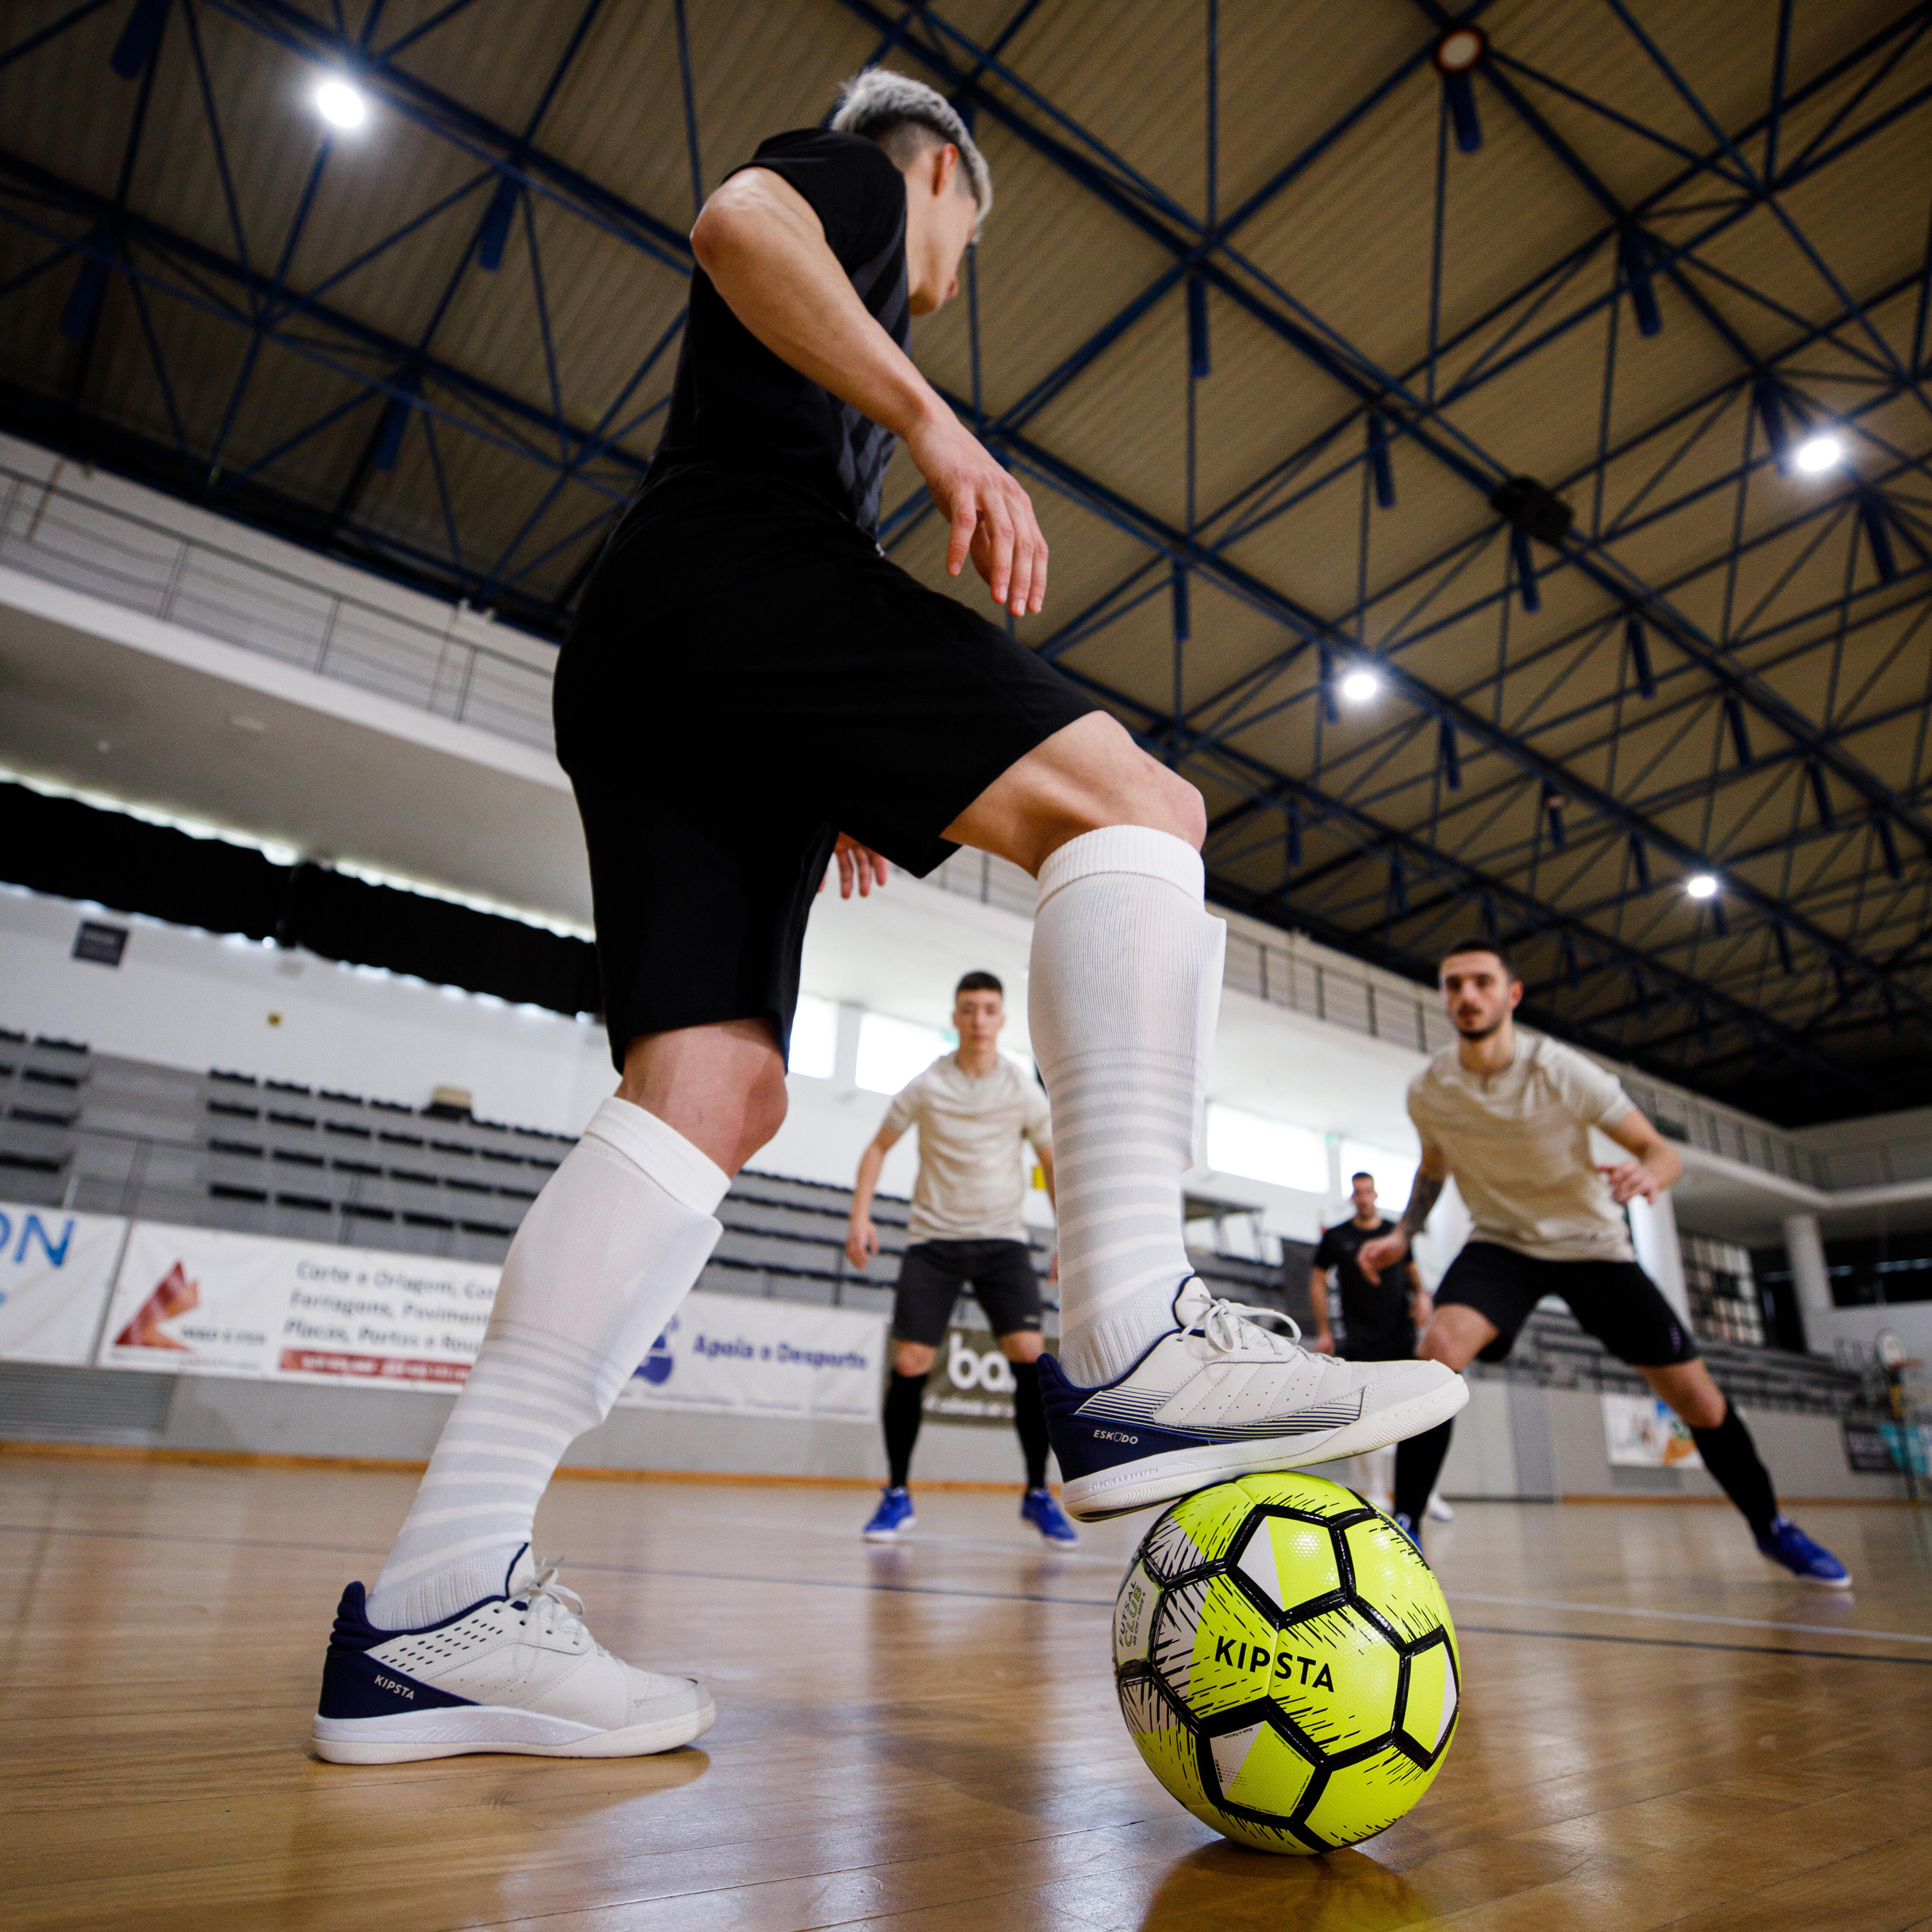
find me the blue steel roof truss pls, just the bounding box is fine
[1,0,1928,1120]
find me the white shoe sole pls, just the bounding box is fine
[311,1697,715,1764]
[1766,1563,1853,1589]
[863,1517,914,1543]
[1060,1374,1469,1523]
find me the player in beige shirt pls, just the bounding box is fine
[845,970,1074,1543]
[1358,941,1848,1586]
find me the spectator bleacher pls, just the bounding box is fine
[0,1032,1879,1419]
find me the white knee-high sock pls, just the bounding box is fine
[1030,826,1225,1386]
[366,1098,727,1629]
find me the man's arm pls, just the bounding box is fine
[1598,1107,1683,1204]
[1034,1142,1056,1209]
[1307,1264,1333,1355]
[845,1125,903,1269]
[691,169,1046,614]
[1357,1147,1448,1283]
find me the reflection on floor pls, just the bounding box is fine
[3,1455,1929,1931]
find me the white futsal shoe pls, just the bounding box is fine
[1039,1279,1467,1523]
[311,1547,714,1763]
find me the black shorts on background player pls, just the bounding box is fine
[1435,1241,1697,1367]
[891,1239,1043,1347]
[557,129,1093,1070]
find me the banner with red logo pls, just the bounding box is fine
[90,1220,885,1421]
[97,1221,498,1385]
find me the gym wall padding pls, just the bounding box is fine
[0,781,602,1018]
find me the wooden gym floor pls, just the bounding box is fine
[3,1452,1929,1932]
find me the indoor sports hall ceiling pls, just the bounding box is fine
[3,0,1931,1126]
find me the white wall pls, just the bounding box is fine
[0,882,614,1134]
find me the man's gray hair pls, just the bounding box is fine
[831,69,993,231]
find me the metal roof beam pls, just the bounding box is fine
[844,0,1932,852]
[957,392,1932,1034]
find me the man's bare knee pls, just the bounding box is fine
[944,712,1207,873]
[894,1342,936,1377]
[1418,1307,1490,1374]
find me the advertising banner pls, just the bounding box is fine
[94,1220,884,1423]
[0,1203,126,1367]
[98,1221,498,1386]
[1601,1392,1704,1470]
[616,1292,885,1424]
[919,1320,1021,1428]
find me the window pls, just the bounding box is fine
[789,995,837,1081]
[855,1013,949,1095]
[1204,1105,1328,1193]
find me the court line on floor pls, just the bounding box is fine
[1447,1590,1932,1645]
[1455,1624,1932,1667]
[7,1522,1931,1666]
[848,1530,1932,1648]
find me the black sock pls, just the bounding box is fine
[1010,1359,1050,1490]
[1394,1420,1455,1525]
[884,1370,927,1490]
[1690,1401,1779,1538]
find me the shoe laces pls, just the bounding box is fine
[511,1559,596,1646]
[1183,1294,1311,1362]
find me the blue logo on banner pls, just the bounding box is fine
[636,1327,675,1386]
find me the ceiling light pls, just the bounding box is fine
[314,78,368,130]
[1685,873,1718,900]
[1792,432,1843,474]
[1433,26,1487,73]
[1340,668,1380,703]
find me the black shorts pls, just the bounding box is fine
[1436,1241,1698,1367]
[891,1238,1043,1347]
[1336,1321,1415,1362]
[554,464,1096,1068]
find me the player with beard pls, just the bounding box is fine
[1358,942,1850,1585]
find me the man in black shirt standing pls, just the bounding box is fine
[1309,1172,1429,1362]
[311,69,1461,1767]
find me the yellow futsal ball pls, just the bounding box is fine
[1113,1471,1460,1854]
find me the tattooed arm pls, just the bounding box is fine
[1357,1146,1448,1285]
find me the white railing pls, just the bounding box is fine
[0,463,557,754]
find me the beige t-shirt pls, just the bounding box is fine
[882,1054,1052,1245]
[1407,1031,1636,1262]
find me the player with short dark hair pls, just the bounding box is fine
[1308,1171,1428,1361]
[310,69,1461,1766]
[1358,944,1849,1584]
[845,972,1074,1543]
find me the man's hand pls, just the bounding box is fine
[821,834,888,899]
[903,407,1048,618]
[1310,1330,1335,1357]
[1357,1230,1409,1285]
[845,1216,880,1270]
[1599,1159,1663,1205]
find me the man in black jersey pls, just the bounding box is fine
[312,70,1458,1767]
[1308,1172,1429,1362]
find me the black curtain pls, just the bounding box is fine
[1,781,601,1017]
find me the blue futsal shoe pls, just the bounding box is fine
[1755,1516,1852,1587]
[862,1485,916,1542]
[1391,1511,1424,1558]
[1038,1279,1467,1523]
[1021,1487,1080,1545]
[310,1549,713,1763]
